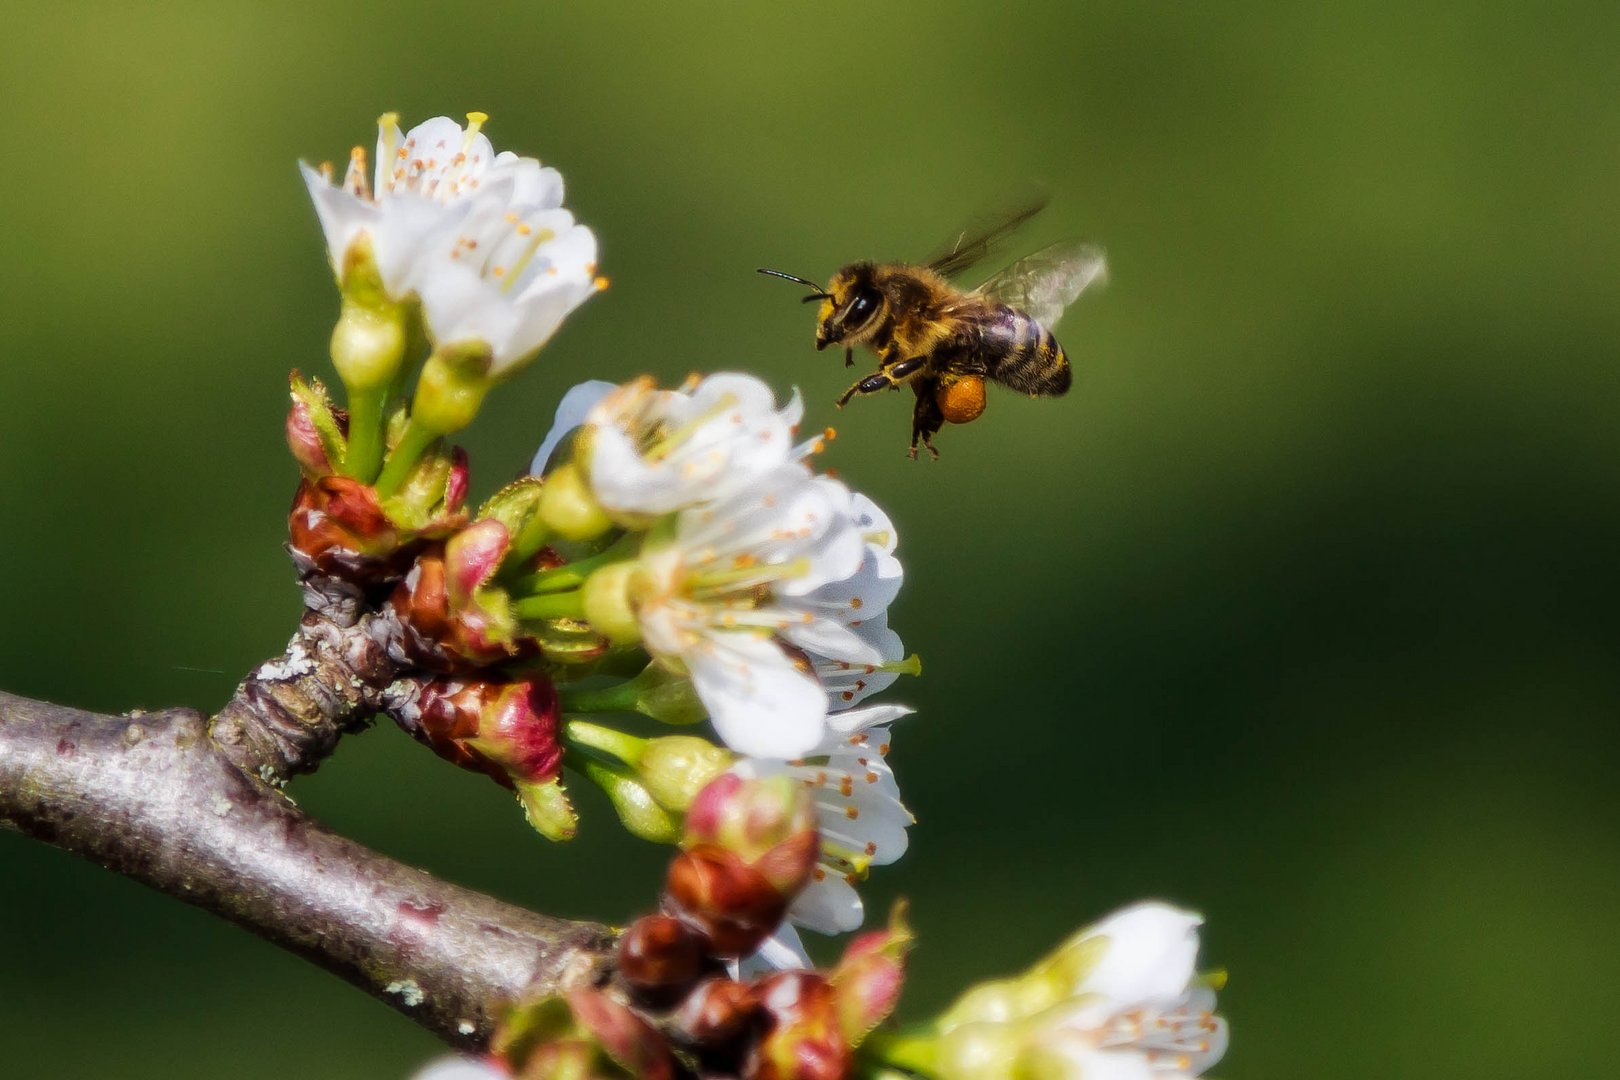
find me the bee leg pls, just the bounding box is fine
[909,384,945,460]
[836,370,896,407]
[844,346,854,368]
[887,356,929,380]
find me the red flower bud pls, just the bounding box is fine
[748,972,851,1080]
[830,900,913,1047]
[288,475,416,588]
[671,975,763,1049]
[399,676,561,789]
[286,375,345,477]
[385,549,533,671]
[617,915,706,1004]
[683,773,819,899]
[665,845,793,958]
[446,518,510,602]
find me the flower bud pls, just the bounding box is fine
[670,975,761,1048]
[412,347,494,437]
[537,463,612,541]
[932,1021,1022,1080]
[636,735,734,813]
[493,990,674,1080]
[287,374,345,477]
[617,914,705,1005]
[392,675,576,842]
[400,676,563,785]
[748,971,851,1080]
[831,900,913,1047]
[587,762,682,844]
[683,773,818,897]
[288,475,412,588]
[330,291,408,392]
[580,561,642,645]
[664,847,790,958]
[385,551,529,671]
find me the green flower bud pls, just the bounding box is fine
[411,347,493,437]
[331,298,408,392]
[636,735,735,813]
[581,560,642,645]
[584,760,681,844]
[538,463,612,541]
[631,666,708,726]
[933,1020,1021,1080]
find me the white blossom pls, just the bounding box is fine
[1024,903,1229,1079]
[302,112,599,377]
[561,373,808,516]
[631,464,875,758]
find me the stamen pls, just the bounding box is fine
[499,225,557,293]
[343,146,371,199]
[642,393,740,462]
[376,112,401,193]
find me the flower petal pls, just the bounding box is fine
[689,633,828,758]
[532,380,618,474]
[1074,902,1202,1007]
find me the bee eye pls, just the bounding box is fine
[845,288,880,328]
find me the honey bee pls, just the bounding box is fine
[759,201,1107,458]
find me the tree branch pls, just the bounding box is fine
[0,687,617,1048]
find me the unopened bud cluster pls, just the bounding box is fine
[467,774,914,1080]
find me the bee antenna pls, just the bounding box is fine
[756,267,831,300]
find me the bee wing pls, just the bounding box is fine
[974,241,1108,328]
[925,196,1048,279]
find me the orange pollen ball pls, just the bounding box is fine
[937,376,987,424]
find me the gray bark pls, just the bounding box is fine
[0,680,617,1049]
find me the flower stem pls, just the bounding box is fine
[559,679,642,715]
[507,531,641,594]
[372,419,437,498]
[340,385,388,483]
[512,589,587,622]
[563,719,648,765]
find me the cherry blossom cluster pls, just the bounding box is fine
[290,115,918,967]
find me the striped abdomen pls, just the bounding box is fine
[983,305,1071,396]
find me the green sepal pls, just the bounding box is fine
[530,618,611,665]
[478,476,548,570]
[516,776,579,842]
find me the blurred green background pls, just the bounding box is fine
[3,2,1618,1077]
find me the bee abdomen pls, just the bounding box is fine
[990,309,1071,396]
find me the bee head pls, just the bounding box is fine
[813,263,885,351]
